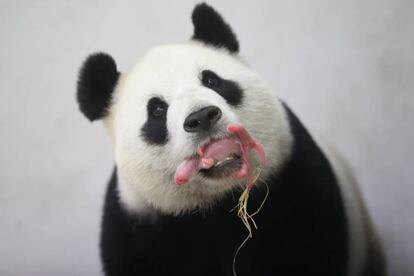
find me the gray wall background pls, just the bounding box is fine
[1,0,413,275]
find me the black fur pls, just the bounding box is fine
[100,104,348,276]
[192,3,239,53]
[141,97,169,145]
[201,70,243,106]
[77,53,119,121]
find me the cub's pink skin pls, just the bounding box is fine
[227,124,267,188]
[227,124,266,167]
[174,124,267,185]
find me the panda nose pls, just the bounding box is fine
[184,106,222,133]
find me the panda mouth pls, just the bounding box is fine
[199,153,243,178]
[174,124,266,184]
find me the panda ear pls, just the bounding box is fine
[191,3,239,53]
[77,53,119,121]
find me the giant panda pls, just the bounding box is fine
[76,3,386,276]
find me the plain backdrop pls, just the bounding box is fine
[1,0,413,275]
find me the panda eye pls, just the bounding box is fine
[152,105,165,117]
[148,98,168,118]
[201,70,221,89]
[206,76,219,88]
[151,104,166,117]
[200,70,243,107]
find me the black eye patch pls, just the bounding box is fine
[200,70,243,106]
[141,97,169,145]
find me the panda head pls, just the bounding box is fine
[77,3,292,215]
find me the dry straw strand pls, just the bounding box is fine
[232,166,269,276]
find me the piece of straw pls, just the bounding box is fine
[232,164,269,276]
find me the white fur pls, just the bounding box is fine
[105,42,293,215]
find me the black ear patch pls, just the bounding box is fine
[77,53,119,121]
[191,3,239,53]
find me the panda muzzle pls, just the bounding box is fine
[174,124,266,185]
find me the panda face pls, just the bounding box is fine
[77,4,292,215]
[107,43,292,215]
